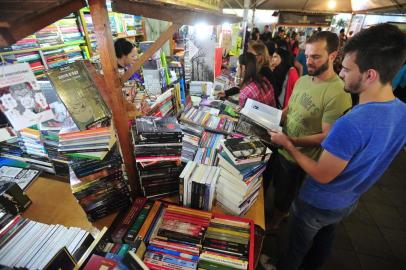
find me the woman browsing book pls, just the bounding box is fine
[114,38,140,82]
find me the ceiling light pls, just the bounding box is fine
[328,0,336,9]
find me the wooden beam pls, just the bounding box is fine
[112,0,241,26]
[122,23,180,82]
[0,0,86,46]
[88,0,140,196]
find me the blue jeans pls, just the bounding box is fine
[277,198,357,270]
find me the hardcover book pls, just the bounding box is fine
[0,63,54,130]
[47,61,111,130]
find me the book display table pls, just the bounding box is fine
[22,175,265,231]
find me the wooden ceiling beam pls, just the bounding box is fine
[112,0,241,26]
[0,0,86,46]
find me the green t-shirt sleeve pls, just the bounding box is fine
[322,83,352,124]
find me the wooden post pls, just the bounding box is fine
[122,23,180,82]
[88,0,140,196]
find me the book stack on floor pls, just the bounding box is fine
[143,204,210,269]
[200,216,251,270]
[132,116,183,199]
[180,122,203,163]
[18,128,55,174]
[180,106,236,135]
[69,143,131,221]
[179,161,221,211]
[194,131,224,165]
[0,210,94,269]
[216,137,271,216]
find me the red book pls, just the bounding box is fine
[83,254,117,270]
[111,197,147,243]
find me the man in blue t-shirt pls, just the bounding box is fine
[269,24,406,270]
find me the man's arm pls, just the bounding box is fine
[270,131,348,184]
[289,122,331,147]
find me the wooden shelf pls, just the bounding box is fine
[0,40,86,56]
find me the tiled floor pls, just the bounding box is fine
[258,151,406,270]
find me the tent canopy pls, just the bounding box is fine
[227,0,406,14]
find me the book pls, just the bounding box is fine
[83,254,117,270]
[47,61,111,130]
[222,137,270,164]
[111,197,147,243]
[236,99,282,142]
[0,63,55,130]
[0,166,40,190]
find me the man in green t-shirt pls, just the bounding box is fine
[268,31,352,231]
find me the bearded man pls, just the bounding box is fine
[267,31,352,231]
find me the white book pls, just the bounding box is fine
[240,98,283,132]
[183,161,197,207]
[37,227,70,269]
[67,229,87,254]
[0,221,35,264]
[208,167,221,210]
[1,221,39,266]
[10,223,47,267]
[18,224,58,268]
[27,224,63,269]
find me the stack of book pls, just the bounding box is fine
[55,17,83,43]
[143,204,210,269]
[18,128,55,173]
[10,35,39,51]
[180,122,203,163]
[180,106,236,135]
[64,45,84,63]
[35,24,63,48]
[194,131,224,165]
[43,48,69,69]
[216,137,271,216]
[200,216,251,270]
[189,81,213,96]
[58,127,116,161]
[144,89,175,117]
[179,161,221,210]
[132,116,183,199]
[69,145,131,221]
[0,212,94,269]
[0,136,24,164]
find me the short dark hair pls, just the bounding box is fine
[340,28,345,34]
[307,31,339,54]
[114,38,135,58]
[343,23,406,84]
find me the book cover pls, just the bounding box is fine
[135,116,182,135]
[47,61,111,130]
[83,254,117,270]
[0,63,55,130]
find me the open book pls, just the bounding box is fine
[236,99,282,142]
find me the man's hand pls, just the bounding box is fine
[268,130,293,149]
[216,91,226,98]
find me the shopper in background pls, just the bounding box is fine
[238,52,276,107]
[270,23,406,270]
[290,32,300,57]
[248,41,274,87]
[271,48,299,108]
[251,27,261,41]
[266,31,352,232]
[261,25,273,43]
[294,41,308,76]
[115,38,138,69]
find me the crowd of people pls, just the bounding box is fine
[218,23,406,270]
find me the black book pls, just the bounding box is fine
[135,116,182,136]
